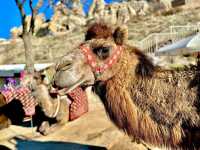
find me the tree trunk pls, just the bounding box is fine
[22,32,34,74]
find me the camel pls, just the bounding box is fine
[0,71,69,135]
[23,57,95,134]
[50,23,200,149]
[0,94,11,130]
[0,23,108,133]
[0,52,95,135]
[0,73,54,134]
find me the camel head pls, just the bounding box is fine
[77,23,154,83]
[80,25,128,81]
[52,23,129,90]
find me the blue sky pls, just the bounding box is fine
[0,0,115,39]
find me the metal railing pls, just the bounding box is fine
[139,23,200,54]
[170,24,200,41]
[140,32,179,53]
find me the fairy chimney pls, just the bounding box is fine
[11,13,46,38]
[160,0,172,10]
[11,27,22,39]
[127,4,137,17]
[34,13,46,33]
[110,4,119,25]
[88,0,105,19]
[117,2,130,24]
[49,2,70,33]
[71,0,85,16]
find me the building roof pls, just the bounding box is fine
[0,63,53,77]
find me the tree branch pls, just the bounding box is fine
[15,0,35,73]
[35,0,44,11]
[29,0,43,33]
[29,0,34,33]
[21,0,26,5]
[15,0,27,34]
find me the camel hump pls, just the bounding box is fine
[131,47,155,78]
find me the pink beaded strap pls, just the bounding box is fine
[80,44,123,76]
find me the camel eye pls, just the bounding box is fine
[102,47,110,54]
[93,46,110,60]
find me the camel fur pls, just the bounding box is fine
[77,23,200,149]
[103,48,199,148]
[0,94,11,130]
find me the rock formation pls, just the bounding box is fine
[117,3,130,24]
[49,2,70,33]
[11,27,22,39]
[88,0,105,19]
[71,0,85,16]
[49,2,86,34]
[10,1,177,38]
[160,0,172,10]
[11,13,46,38]
[148,0,173,12]
[87,0,152,25]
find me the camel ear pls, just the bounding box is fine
[113,26,128,45]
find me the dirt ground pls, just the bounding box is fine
[0,92,148,150]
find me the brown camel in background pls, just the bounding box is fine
[0,94,11,129]
[0,72,69,135]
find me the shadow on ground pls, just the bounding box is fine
[15,139,107,150]
[0,145,11,150]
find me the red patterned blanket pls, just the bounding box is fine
[1,87,37,116]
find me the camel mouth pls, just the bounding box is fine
[56,75,89,96]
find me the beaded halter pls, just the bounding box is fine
[80,44,123,77]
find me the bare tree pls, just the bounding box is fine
[14,0,82,73]
[14,0,44,74]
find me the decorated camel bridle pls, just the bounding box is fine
[80,44,123,77]
[49,44,123,120]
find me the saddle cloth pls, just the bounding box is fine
[1,87,37,116]
[68,87,88,121]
